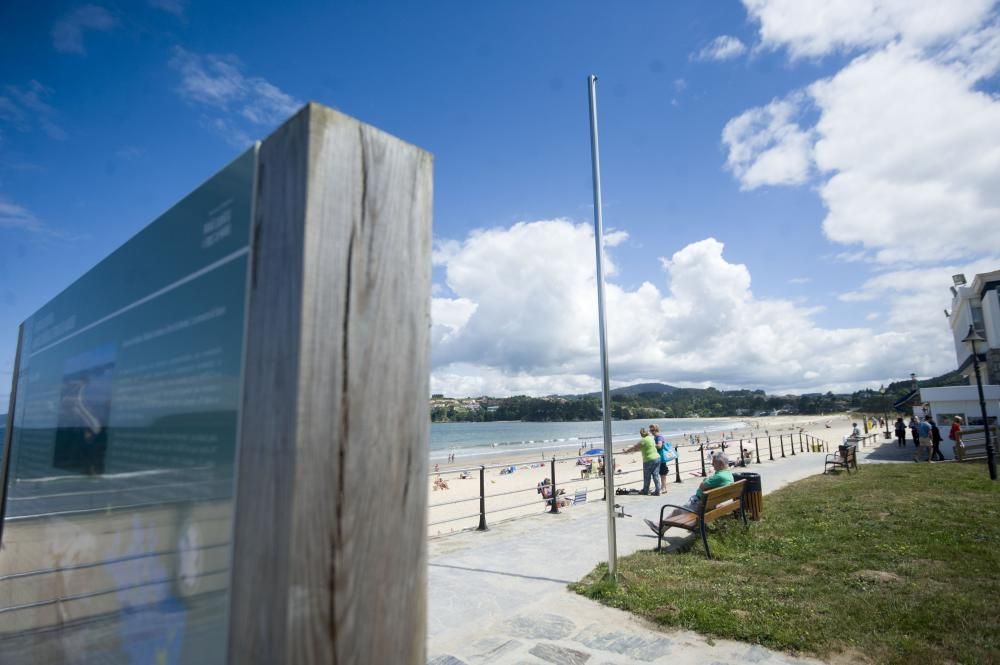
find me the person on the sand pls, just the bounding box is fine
[645,453,733,536]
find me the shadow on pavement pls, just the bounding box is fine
[429,562,574,585]
[864,439,960,462]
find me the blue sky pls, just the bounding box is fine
[3,0,1000,402]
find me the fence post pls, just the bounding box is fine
[699,444,707,477]
[549,457,559,514]
[790,433,796,456]
[754,437,761,464]
[780,434,786,458]
[477,465,488,531]
[739,439,746,467]
[768,435,774,461]
[799,432,804,453]
[674,448,682,483]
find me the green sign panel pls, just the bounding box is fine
[0,148,256,663]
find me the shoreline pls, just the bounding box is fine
[428,416,751,463]
[430,414,849,468]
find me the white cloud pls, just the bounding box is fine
[168,47,302,147]
[430,219,941,396]
[725,2,1000,264]
[721,92,813,189]
[839,258,1000,304]
[0,197,43,233]
[52,5,117,54]
[743,0,997,58]
[811,45,1000,263]
[693,35,748,61]
[149,0,186,16]
[0,81,67,140]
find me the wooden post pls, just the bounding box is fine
[228,104,432,665]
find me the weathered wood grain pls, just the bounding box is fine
[228,103,432,665]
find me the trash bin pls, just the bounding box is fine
[733,471,762,521]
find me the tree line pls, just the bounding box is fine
[429,369,967,423]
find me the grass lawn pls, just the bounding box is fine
[572,463,1000,664]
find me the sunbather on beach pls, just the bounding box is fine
[644,453,732,536]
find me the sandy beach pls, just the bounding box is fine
[427,413,859,535]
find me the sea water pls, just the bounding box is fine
[429,417,744,461]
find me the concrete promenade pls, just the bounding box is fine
[427,440,902,665]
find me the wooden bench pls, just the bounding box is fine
[955,426,999,462]
[654,480,747,559]
[824,445,857,474]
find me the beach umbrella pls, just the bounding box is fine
[583,448,604,456]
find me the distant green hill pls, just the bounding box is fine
[578,382,679,398]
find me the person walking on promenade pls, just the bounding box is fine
[929,418,947,461]
[949,416,964,457]
[914,415,934,463]
[894,417,906,448]
[909,416,920,448]
[625,428,660,496]
[650,424,675,491]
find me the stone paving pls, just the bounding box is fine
[427,441,899,664]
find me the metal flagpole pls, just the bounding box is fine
[588,74,618,582]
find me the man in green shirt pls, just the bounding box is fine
[645,452,733,536]
[624,427,661,496]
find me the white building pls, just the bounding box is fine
[948,269,1000,385]
[916,269,1000,427]
[918,385,1000,428]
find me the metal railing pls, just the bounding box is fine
[427,430,832,535]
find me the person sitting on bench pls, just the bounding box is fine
[645,452,733,536]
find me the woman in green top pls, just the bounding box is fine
[625,428,661,496]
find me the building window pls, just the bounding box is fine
[971,304,985,334]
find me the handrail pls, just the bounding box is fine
[427,428,839,536]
